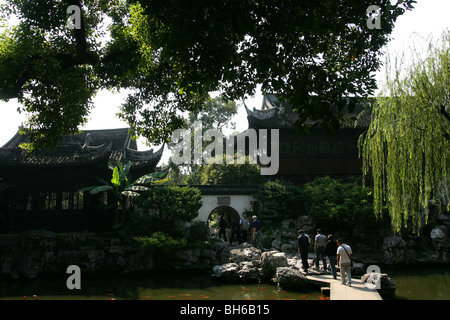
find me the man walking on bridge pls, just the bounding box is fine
[298,229,310,273]
[337,239,353,287]
[314,229,327,271]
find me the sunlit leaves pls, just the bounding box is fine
[0,0,415,150]
[361,32,450,234]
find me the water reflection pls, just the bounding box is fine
[387,266,450,300]
[4,267,447,300]
[0,272,323,300]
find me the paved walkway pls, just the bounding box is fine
[305,272,382,300]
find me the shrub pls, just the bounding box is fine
[134,232,187,253]
[303,176,389,246]
[135,185,202,236]
[255,179,304,219]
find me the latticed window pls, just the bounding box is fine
[62,192,71,210]
[60,192,84,210]
[40,192,57,210]
[73,192,84,210]
[26,193,32,211]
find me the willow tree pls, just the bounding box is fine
[361,32,450,234]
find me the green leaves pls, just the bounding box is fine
[303,176,378,234]
[0,1,103,150]
[134,231,187,253]
[134,171,169,185]
[79,185,112,194]
[136,184,202,233]
[1,0,415,150]
[195,155,264,186]
[99,160,168,195]
[361,32,450,234]
[255,179,304,218]
[78,160,169,235]
[111,166,120,186]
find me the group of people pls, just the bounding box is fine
[218,214,262,248]
[219,216,353,286]
[298,229,353,287]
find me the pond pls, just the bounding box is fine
[0,272,325,300]
[1,266,449,300]
[386,266,450,300]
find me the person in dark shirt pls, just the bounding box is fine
[218,216,227,242]
[325,234,338,279]
[251,215,262,249]
[230,217,242,244]
[297,229,310,273]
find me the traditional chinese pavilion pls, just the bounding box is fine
[0,128,163,233]
[246,94,370,184]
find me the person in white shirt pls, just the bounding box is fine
[336,239,353,286]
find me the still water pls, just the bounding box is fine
[1,267,449,300]
[386,266,450,300]
[0,272,325,300]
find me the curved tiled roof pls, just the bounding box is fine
[246,94,372,129]
[0,128,163,168]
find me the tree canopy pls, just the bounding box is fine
[255,179,303,218]
[136,184,202,233]
[0,0,415,150]
[164,95,239,184]
[194,155,265,186]
[360,32,449,234]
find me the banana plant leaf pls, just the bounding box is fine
[111,166,120,186]
[124,185,150,192]
[135,171,169,185]
[121,190,141,197]
[79,185,112,194]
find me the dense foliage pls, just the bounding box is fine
[136,184,202,234]
[80,161,166,218]
[255,179,303,218]
[254,176,391,250]
[303,176,385,237]
[0,0,415,149]
[164,96,240,183]
[360,33,450,234]
[194,155,265,186]
[134,231,187,253]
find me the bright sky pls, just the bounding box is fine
[0,0,448,165]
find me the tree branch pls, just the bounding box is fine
[60,0,99,68]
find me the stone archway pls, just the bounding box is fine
[207,205,240,242]
[194,194,257,223]
[188,187,259,242]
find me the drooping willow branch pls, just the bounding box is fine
[360,33,450,234]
